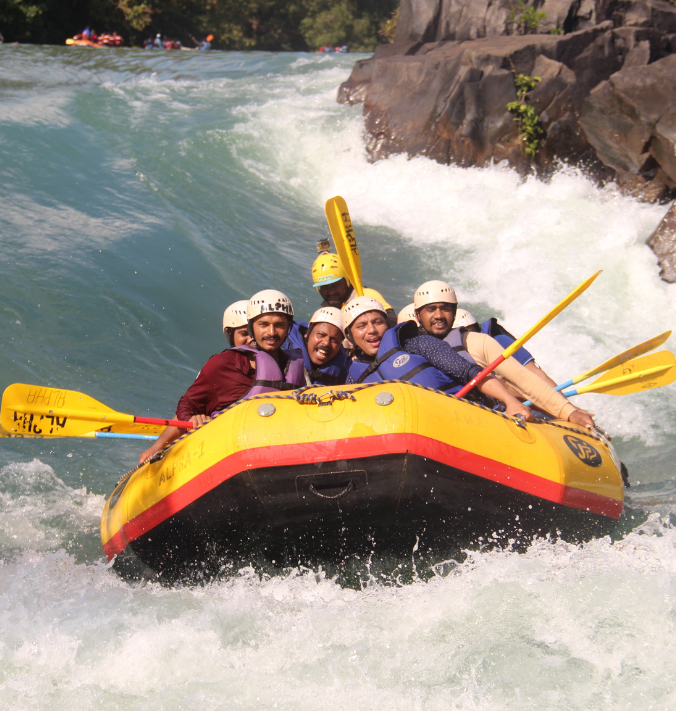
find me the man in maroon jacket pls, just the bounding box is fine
[138,289,297,463]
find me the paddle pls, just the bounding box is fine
[0,428,158,441]
[561,350,675,397]
[522,330,672,406]
[455,271,602,398]
[65,38,75,45]
[0,384,192,438]
[325,196,364,296]
[556,331,671,392]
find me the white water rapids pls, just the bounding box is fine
[0,45,675,709]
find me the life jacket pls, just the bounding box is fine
[480,318,534,366]
[300,337,348,386]
[442,328,476,363]
[346,322,466,394]
[283,320,308,352]
[232,345,305,396]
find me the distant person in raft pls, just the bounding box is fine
[138,290,305,463]
[411,280,594,427]
[192,33,213,49]
[342,296,533,420]
[222,299,252,347]
[300,306,349,386]
[311,251,397,328]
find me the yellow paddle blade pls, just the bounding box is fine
[1,383,134,437]
[325,196,364,296]
[577,351,676,396]
[502,271,602,360]
[574,330,672,385]
[65,38,75,45]
[93,422,166,436]
[0,423,29,438]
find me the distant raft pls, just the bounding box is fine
[100,381,625,582]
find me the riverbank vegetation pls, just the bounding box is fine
[0,0,399,51]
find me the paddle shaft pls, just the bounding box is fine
[456,271,602,398]
[0,428,158,440]
[135,416,193,428]
[456,355,506,399]
[9,404,192,429]
[95,432,159,440]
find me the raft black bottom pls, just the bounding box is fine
[113,453,620,584]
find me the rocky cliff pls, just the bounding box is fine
[339,0,676,203]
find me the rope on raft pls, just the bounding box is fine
[292,389,356,406]
[116,380,595,484]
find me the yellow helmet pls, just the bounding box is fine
[311,253,351,290]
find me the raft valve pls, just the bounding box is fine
[375,392,394,406]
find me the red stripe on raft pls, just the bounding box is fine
[103,433,623,559]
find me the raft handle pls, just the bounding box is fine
[309,479,355,500]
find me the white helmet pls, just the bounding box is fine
[247,289,294,321]
[341,295,386,331]
[397,303,419,325]
[454,308,477,328]
[223,300,249,332]
[413,280,457,310]
[309,306,344,335]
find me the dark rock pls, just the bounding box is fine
[338,0,676,202]
[338,42,423,105]
[580,53,676,196]
[393,0,676,44]
[647,202,676,281]
[435,0,514,41]
[602,0,676,34]
[395,0,443,43]
[344,27,627,174]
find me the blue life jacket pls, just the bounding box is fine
[284,320,308,352]
[346,322,466,394]
[300,337,348,386]
[480,318,534,366]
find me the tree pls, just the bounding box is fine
[0,0,400,50]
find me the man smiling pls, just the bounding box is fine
[412,280,594,427]
[301,306,348,385]
[222,299,253,348]
[139,289,305,463]
[342,296,532,420]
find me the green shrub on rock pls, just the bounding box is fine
[507,73,545,159]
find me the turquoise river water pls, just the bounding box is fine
[1,44,676,709]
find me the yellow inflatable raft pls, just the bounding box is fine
[101,381,625,581]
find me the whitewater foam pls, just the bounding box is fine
[1,46,676,709]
